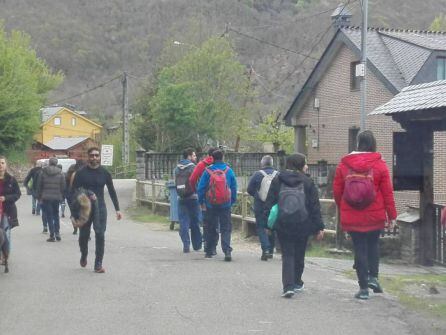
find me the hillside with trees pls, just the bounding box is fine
[0,0,445,149]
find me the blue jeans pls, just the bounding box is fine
[178,198,202,251]
[206,207,232,254]
[32,195,41,215]
[41,200,60,237]
[254,211,275,253]
[1,215,11,252]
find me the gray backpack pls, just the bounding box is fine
[277,182,308,233]
[258,170,278,202]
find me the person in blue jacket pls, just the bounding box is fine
[197,149,237,261]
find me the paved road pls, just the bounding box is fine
[0,180,441,335]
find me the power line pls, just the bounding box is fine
[228,27,320,60]
[49,74,122,105]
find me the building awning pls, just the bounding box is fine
[43,137,88,150]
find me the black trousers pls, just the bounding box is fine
[79,200,107,267]
[278,234,309,291]
[350,230,381,289]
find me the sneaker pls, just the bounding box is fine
[294,283,305,292]
[267,252,273,259]
[80,256,87,268]
[32,209,35,215]
[205,253,213,258]
[224,252,232,262]
[42,227,48,234]
[261,251,269,261]
[368,277,383,293]
[354,289,369,300]
[281,289,295,298]
[94,267,105,273]
[55,234,61,241]
[47,236,56,242]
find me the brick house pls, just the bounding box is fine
[283,24,446,210]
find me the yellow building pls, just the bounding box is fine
[34,106,102,145]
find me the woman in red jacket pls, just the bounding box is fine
[333,131,397,300]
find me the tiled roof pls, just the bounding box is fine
[44,136,88,150]
[40,106,63,122]
[370,80,446,115]
[341,27,446,90]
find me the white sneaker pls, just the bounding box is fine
[281,289,295,298]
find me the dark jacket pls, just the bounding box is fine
[0,173,21,228]
[333,152,397,232]
[265,170,324,238]
[247,167,277,214]
[37,165,66,201]
[23,166,42,196]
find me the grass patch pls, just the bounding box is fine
[380,274,446,318]
[306,241,353,260]
[128,206,170,225]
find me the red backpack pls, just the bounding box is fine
[343,169,376,209]
[205,167,231,205]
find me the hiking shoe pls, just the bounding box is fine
[80,256,87,268]
[281,289,295,298]
[205,253,213,258]
[42,228,48,234]
[47,236,56,242]
[261,251,269,261]
[267,252,273,259]
[354,289,369,300]
[294,283,305,292]
[368,277,383,293]
[224,252,232,262]
[55,234,61,242]
[94,267,105,273]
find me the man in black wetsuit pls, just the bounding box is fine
[72,147,122,273]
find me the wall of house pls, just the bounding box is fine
[294,44,446,210]
[34,109,101,144]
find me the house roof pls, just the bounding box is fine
[370,80,446,115]
[43,136,89,150]
[284,26,446,125]
[40,106,102,129]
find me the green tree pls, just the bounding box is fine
[136,36,251,152]
[429,14,446,31]
[251,110,294,153]
[0,24,63,153]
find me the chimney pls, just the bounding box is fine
[331,3,352,28]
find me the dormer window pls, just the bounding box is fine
[54,117,61,126]
[437,57,446,80]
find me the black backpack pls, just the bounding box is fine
[277,182,308,234]
[175,163,195,198]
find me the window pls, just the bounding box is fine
[54,117,61,126]
[348,127,360,153]
[71,117,76,126]
[350,61,361,91]
[437,57,446,80]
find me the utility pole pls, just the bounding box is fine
[360,0,368,131]
[122,71,129,165]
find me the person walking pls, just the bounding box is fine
[265,153,324,298]
[57,164,67,218]
[36,157,66,242]
[24,161,43,215]
[189,147,219,255]
[333,130,397,300]
[197,149,237,261]
[72,147,122,273]
[0,155,21,255]
[174,148,202,253]
[247,155,277,261]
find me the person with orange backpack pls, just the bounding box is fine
[197,149,237,261]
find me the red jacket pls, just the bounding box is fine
[333,152,397,232]
[189,156,214,192]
